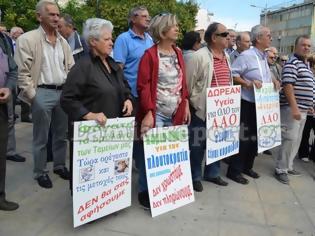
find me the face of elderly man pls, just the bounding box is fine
[58,17,73,38]
[228,30,236,48]
[10,28,24,40]
[37,3,60,30]
[213,24,229,49]
[131,9,150,30]
[295,37,311,59]
[237,33,251,52]
[267,50,276,65]
[257,27,272,49]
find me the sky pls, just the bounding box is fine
[196,0,304,31]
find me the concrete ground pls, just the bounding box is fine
[0,120,315,236]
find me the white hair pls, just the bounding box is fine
[36,0,57,14]
[10,26,23,35]
[251,24,267,46]
[83,18,113,43]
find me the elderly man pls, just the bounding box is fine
[15,0,74,188]
[274,35,315,184]
[230,31,251,64]
[266,47,282,82]
[226,29,236,55]
[227,25,280,184]
[0,30,19,211]
[58,14,88,62]
[186,22,233,192]
[113,6,153,208]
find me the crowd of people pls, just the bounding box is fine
[0,0,314,212]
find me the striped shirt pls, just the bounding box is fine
[211,56,231,87]
[280,54,315,110]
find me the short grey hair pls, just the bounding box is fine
[36,0,58,14]
[251,24,266,46]
[83,18,113,43]
[61,14,74,27]
[10,26,23,35]
[128,6,148,27]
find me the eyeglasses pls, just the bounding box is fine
[158,12,171,16]
[134,14,151,20]
[216,32,229,38]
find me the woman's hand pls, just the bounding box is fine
[83,112,107,126]
[141,111,154,137]
[122,99,133,116]
[184,99,191,125]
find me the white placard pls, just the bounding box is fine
[143,125,194,217]
[72,118,134,227]
[206,86,241,165]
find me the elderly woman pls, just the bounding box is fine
[136,13,190,209]
[60,18,133,190]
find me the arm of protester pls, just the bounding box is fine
[83,112,107,126]
[231,54,254,89]
[185,52,201,96]
[113,35,127,69]
[14,36,36,105]
[60,63,90,121]
[281,59,300,120]
[283,84,301,120]
[272,78,281,91]
[137,51,155,115]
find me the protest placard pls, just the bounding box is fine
[254,83,281,153]
[143,125,194,217]
[72,117,134,227]
[206,86,241,165]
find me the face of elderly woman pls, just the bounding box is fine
[162,24,179,42]
[90,29,113,57]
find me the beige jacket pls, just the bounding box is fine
[14,27,74,105]
[185,46,233,121]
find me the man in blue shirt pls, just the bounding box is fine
[113,6,153,210]
[113,6,153,98]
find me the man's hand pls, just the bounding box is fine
[252,80,262,89]
[0,88,11,104]
[291,108,301,120]
[272,79,281,91]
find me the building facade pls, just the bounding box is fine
[262,0,315,55]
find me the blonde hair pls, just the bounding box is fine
[149,13,178,43]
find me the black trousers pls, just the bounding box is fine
[0,104,8,201]
[298,115,315,161]
[227,100,257,176]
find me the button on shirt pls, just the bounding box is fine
[39,27,67,86]
[113,29,153,97]
[231,47,272,102]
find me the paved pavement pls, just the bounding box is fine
[1,120,315,236]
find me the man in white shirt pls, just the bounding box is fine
[14,0,74,188]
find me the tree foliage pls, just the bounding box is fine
[0,0,198,42]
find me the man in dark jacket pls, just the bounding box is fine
[0,31,19,211]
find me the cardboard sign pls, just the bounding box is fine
[254,83,281,153]
[143,125,194,217]
[72,118,134,227]
[206,86,241,164]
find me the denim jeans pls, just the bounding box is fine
[138,112,172,192]
[189,111,220,181]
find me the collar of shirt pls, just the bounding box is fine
[39,25,62,44]
[128,28,148,40]
[253,47,267,60]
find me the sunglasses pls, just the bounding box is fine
[216,32,229,38]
